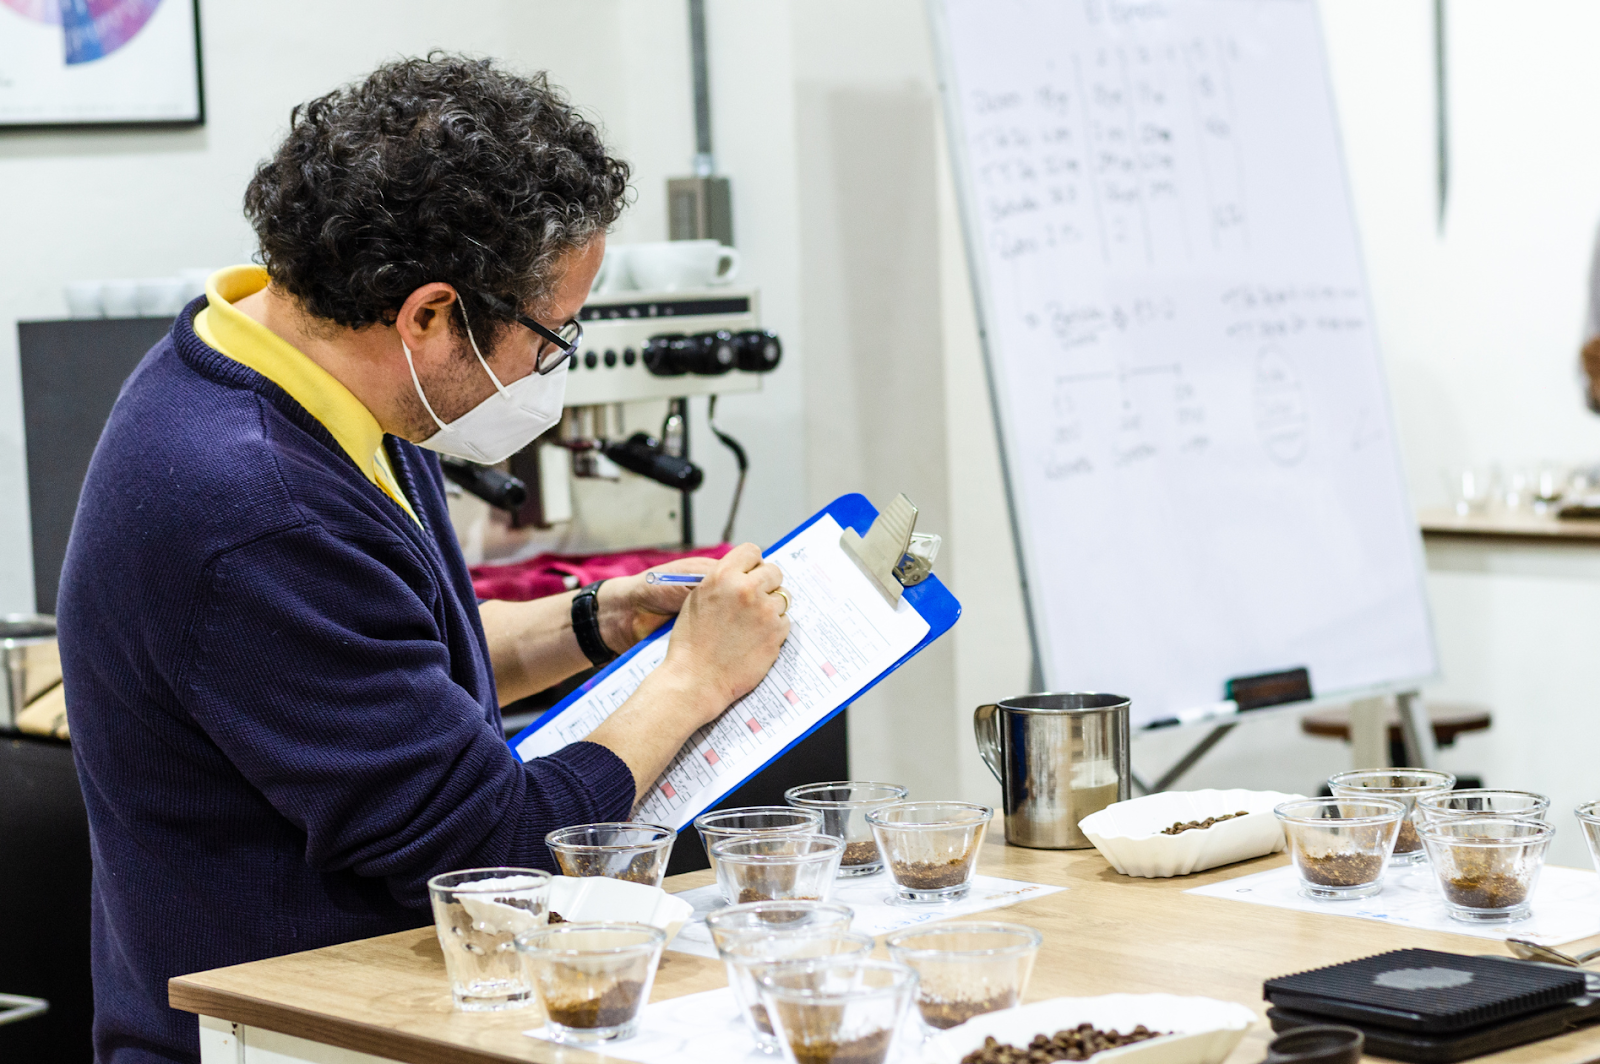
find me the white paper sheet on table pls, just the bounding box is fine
[1187,863,1600,946]
[512,514,932,830]
[667,870,1066,958]
[526,986,926,1064]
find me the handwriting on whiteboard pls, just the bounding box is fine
[969,37,1249,269]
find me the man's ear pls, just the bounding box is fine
[394,283,460,356]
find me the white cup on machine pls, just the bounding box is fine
[101,280,141,319]
[623,240,740,292]
[593,244,634,293]
[137,278,188,317]
[64,281,106,319]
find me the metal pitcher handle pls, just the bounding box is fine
[973,704,1003,783]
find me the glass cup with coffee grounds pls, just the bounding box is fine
[545,822,677,888]
[711,834,845,906]
[757,957,917,1064]
[514,921,665,1043]
[867,801,993,903]
[1328,769,1455,866]
[785,782,910,878]
[1416,790,1550,828]
[1419,817,1553,923]
[719,930,874,1052]
[1274,797,1406,900]
[695,806,825,876]
[885,921,1041,1032]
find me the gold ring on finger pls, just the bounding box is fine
[772,587,791,616]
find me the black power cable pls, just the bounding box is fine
[707,395,748,543]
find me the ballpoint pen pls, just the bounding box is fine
[643,572,706,586]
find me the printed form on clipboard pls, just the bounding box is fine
[509,499,957,830]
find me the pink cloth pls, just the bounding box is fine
[470,544,733,602]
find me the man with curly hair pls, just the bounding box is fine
[57,55,790,1064]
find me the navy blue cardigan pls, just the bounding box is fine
[57,302,635,1064]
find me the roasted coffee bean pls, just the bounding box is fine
[959,1023,1165,1063]
[1159,811,1250,835]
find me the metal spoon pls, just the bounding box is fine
[1506,938,1600,967]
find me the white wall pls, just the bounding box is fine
[1324,0,1600,494]
[0,0,809,614]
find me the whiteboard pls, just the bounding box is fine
[929,0,1437,726]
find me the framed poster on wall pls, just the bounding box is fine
[0,0,204,129]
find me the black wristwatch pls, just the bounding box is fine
[571,580,617,667]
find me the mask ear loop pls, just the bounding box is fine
[455,298,514,398]
[401,339,451,435]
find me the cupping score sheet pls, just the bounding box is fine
[509,494,961,830]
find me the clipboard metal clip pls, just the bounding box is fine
[840,493,942,606]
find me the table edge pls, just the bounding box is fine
[168,977,595,1064]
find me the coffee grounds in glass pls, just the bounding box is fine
[841,840,880,866]
[787,1028,894,1064]
[891,854,974,890]
[918,991,1017,1029]
[545,979,645,1029]
[1298,852,1384,887]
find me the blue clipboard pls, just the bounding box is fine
[506,492,962,826]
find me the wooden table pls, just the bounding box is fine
[170,842,1600,1064]
[1419,507,1600,544]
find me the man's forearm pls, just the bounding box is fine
[583,666,724,804]
[479,582,658,706]
[478,594,590,705]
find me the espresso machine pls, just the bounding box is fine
[442,287,780,562]
[445,289,838,880]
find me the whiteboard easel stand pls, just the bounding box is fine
[1127,684,1441,796]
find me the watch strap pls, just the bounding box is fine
[571,580,617,667]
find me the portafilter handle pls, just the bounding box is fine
[973,703,1004,784]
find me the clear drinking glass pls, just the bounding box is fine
[694,806,825,875]
[1275,797,1406,900]
[1416,790,1550,827]
[515,922,665,1043]
[885,922,1041,1030]
[704,899,856,951]
[712,834,845,906]
[757,958,918,1064]
[1420,818,1554,923]
[706,902,855,1051]
[1328,769,1455,865]
[785,782,910,877]
[720,930,875,1051]
[427,868,551,1011]
[1442,466,1497,516]
[867,801,992,903]
[545,822,677,887]
[1577,802,1600,876]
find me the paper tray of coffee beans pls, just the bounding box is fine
[1077,789,1303,879]
[922,994,1256,1064]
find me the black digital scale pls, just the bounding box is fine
[1264,949,1600,1062]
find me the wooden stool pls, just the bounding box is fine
[1301,702,1491,775]
[1301,703,1491,747]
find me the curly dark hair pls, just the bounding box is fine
[244,53,629,336]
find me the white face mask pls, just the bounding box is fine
[402,302,567,465]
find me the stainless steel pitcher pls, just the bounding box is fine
[973,693,1131,849]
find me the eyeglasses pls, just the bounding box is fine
[480,294,583,375]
